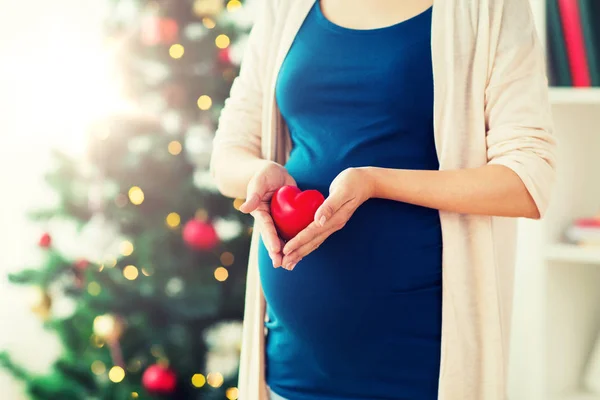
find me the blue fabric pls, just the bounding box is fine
[270,387,290,400]
[258,3,442,399]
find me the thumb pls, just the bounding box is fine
[239,193,261,214]
[239,174,268,214]
[314,193,344,227]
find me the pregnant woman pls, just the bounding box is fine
[210,0,557,399]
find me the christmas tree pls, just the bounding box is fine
[0,0,254,399]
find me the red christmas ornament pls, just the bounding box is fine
[39,233,52,248]
[74,259,89,270]
[141,17,179,46]
[270,186,325,241]
[182,219,219,250]
[218,48,231,64]
[73,259,89,288]
[142,364,177,394]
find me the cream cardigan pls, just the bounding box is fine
[211,0,557,399]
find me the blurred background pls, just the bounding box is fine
[0,0,598,399]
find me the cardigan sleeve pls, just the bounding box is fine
[210,0,276,173]
[484,0,558,218]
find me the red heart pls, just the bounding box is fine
[270,185,325,241]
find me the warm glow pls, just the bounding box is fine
[4,7,132,156]
[108,366,125,383]
[94,315,117,338]
[169,44,185,59]
[128,186,145,205]
[131,393,139,399]
[191,373,206,387]
[227,0,242,12]
[233,198,244,210]
[195,209,208,220]
[91,360,106,375]
[202,17,216,29]
[90,334,105,348]
[88,282,102,296]
[214,267,229,282]
[220,252,235,266]
[215,34,230,49]
[141,267,153,277]
[168,140,182,155]
[166,212,181,228]
[120,240,134,256]
[197,95,212,110]
[123,265,139,280]
[226,387,240,400]
[207,372,224,388]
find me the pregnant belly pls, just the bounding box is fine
[258,195,443,352]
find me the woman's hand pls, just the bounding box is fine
[280,167,373,270]
[239,161,296,269]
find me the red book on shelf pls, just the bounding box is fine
[575,218,600,228]
[558,0,592,87]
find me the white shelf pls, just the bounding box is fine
[546,244,600,264]
[554,391,600,400]
[550,88,600,105]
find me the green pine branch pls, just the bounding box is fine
[0,352,31,382]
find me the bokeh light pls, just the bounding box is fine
[220,252,235,266]
[88,282,102,296]
[215,34,230,49]
[226,0,242,12]
[123,265,139,280]
[128,186,145,205]
[169,44,185,59]
[202,17,216,29]
[166,212,181,228]
[207,372,224,388]
[191,373,206,388]
[91,360,106,375]
[108,366,125,383]
[120,240,134,256]
[197,95,212,110]
[226,387,239,400]
[168,140,182,155]
[214,267,229,282]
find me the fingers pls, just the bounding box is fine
[270,239,285,269]
[314,189,353,227]
[252,210,285,268]
[283,221,323,256]
[282,202,355,269]
[253,210,281,253]
[282,230,331,270]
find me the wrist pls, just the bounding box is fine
[355,167,378,200]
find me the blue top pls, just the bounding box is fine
[258,3,442,399]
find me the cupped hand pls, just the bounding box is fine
[280,167,373,270]
[239,161,296,269]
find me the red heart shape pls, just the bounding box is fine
[270,185,325,241]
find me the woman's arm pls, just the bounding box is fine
[210,0,277,198]
[364,0,556,220]
[361,164,539,218]
[212,148,273,199]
